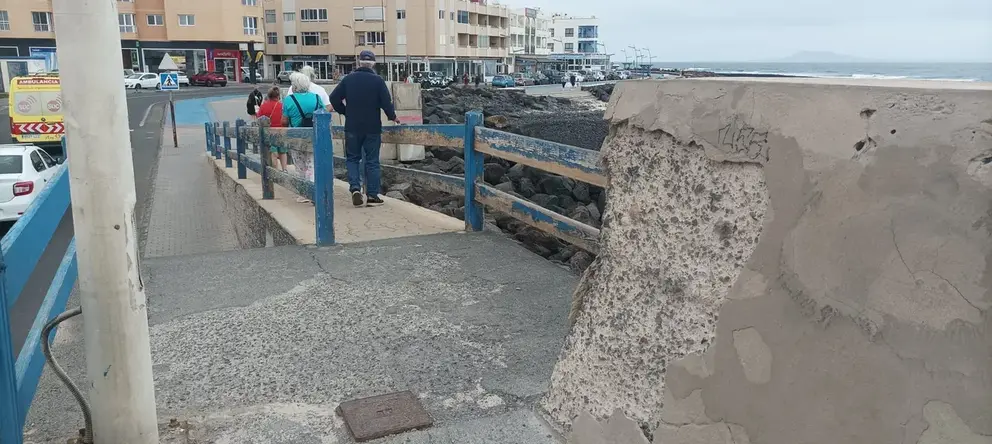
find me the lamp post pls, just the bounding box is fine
[628,45,641,73]
[641,47,655,76]
[595,42,609,70]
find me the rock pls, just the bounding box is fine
[483,163,507,185]
[485,115,510,129]
[540,176,574,196]
[569,205,596,226]
[495,181,515,194]
[597,190,607,214]
[429,146,459,161]
[507,163,528,181]
[569,250,595,273]
[530,193,559,209]
[559,195,578,211]
[586,202,602,225]
[517,178,538,197]
[389,182,413,194]
[572,182,591,202]
[385,191,407,201]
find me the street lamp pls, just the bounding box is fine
[628,45,641,70]
[641,47,655,76]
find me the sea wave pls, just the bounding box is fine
[674,67,981,82]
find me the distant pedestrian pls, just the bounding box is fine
[281,72,324,197]
[256,86,288,171]
[474,74,481,88]
[463,73,469,87]
[569,73,576,88]
[329,50,400,207]
[246,88,263,118]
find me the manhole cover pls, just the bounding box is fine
[337,390,433,441]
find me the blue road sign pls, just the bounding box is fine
[160,72,180,91]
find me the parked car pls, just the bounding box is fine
[0,144,63,223]
[190,71,228,87]
[491,75,516,88]
[511,73,535,86]
[277,70,292,84]
[165,71,190,86]
[542,70,565,84]
[123,72,160,89]
[566,71,586,82]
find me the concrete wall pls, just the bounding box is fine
[209,156,298,249]
[326,81,424,163]
[542,78,992,443]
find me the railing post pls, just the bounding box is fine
[213,122,222,160]
[462,111,484,231]
[222,121,232,168]
[258,118,274,199]
[235,119,247,179]
[204,122,212,153]
[0,249,24,444]
[313,110,335,246]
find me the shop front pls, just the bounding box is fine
[141,48,206,74]
[335,55,355,77]
[281,55,332,80]
[209,49,242,82]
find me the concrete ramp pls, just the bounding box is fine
[543,78,992,443]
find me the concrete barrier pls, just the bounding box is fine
[326,81,421,164]
[543,78,992,443]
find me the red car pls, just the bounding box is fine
[189,71,228,87]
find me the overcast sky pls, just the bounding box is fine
[525,0,992,62]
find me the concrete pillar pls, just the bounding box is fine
[390,82,425,162]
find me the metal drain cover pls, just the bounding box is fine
[336,390,433,441]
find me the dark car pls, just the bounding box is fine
[542,70,565,84]
[190,71,228,87]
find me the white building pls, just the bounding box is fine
[508,7,554,73]
[548,14,610,72]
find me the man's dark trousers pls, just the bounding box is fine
[345,132,382,196]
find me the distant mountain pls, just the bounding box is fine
[770,51,873,63]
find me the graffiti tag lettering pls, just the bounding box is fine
[717,116,770,162]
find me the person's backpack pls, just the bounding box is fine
[289,94,320,127]
[246,90,262,116]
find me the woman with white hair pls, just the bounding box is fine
[280,71,323,189]
[296,65,331,111]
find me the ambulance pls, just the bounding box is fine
[7,74,64,147]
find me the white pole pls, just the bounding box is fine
[52,0,160,442]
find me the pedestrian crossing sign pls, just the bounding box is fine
[160,72,180,91]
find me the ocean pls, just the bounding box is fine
[649,62,992,82]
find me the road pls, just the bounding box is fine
[3,84,258,354]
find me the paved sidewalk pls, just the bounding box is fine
[25,232,574,443]
[143,125,239,258]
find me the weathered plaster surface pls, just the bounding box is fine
[543,78,992,443]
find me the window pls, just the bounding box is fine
[38,149,56,168]
[456,10,468,24]
[320,32,329,44]
[564,27,574,37]
[301,31,321,46]
[146,14,163,26]
[396,9,406,19]
[354,7,384,21]
[478,36,489,46]
[285,35,297,44]
[546,43,554,50]
[242,0,257,5]
[449,35,454,44]
[365,31,384,45]
[0,11,9,31]
[32,11,53,32]
[118,13,136,32]
[30,151,46,172]
[283,12,295,21]
[564,43,574,52]
[243,16,258,35]
[438,10,444,19]
[439,34,445,45]
[549,28,554,37]
[300,8,327,22]
[264,9,276,23]
[178,14,195,26]
[266,32,277,44]
[450,11,454,20]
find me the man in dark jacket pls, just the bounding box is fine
[329,50,399,207]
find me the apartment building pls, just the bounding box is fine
[548,14,609,71]
[507,7,552,73]
[260,0,511,81]
[0,0,264,81]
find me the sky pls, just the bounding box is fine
[520,0,992,62]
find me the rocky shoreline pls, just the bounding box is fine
[339,87,609,272]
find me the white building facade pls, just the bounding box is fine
[548,14,610,72]
[508,7,554,73]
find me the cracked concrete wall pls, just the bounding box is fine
[542,78,992,444]
[209,157,298,249]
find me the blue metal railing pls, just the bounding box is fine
[0,139,77,444]
[209,110,603,253]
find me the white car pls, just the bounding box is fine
[0,144,63,223]
[124,72,160,89]
[567,72,585,82]
[168,71,190,86]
